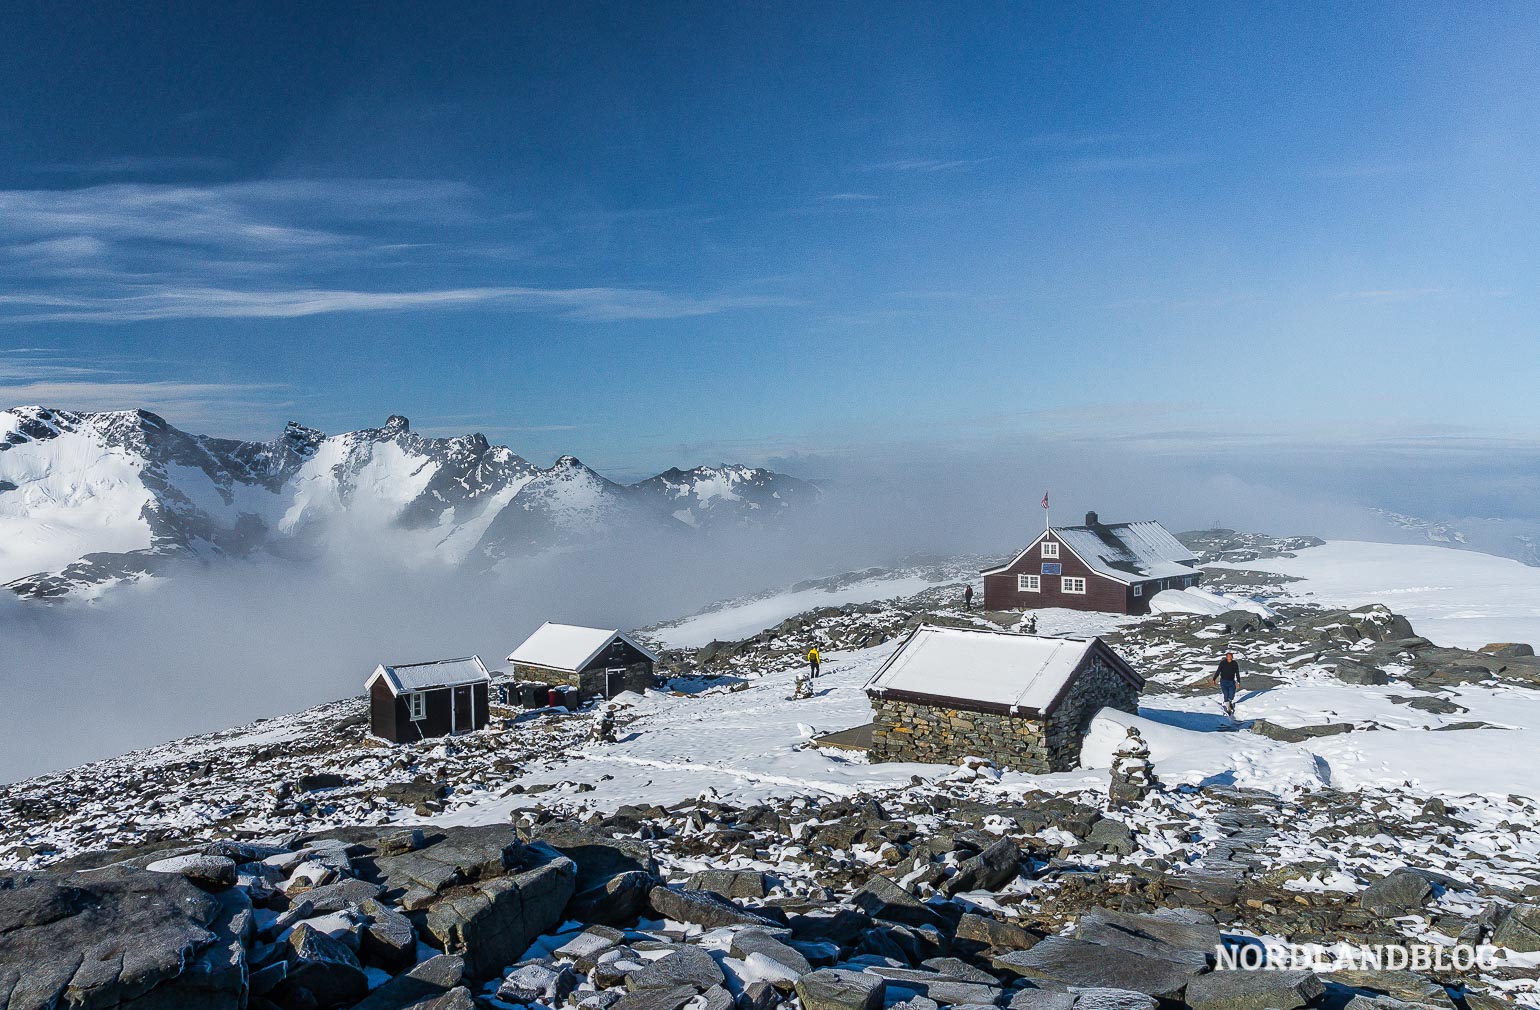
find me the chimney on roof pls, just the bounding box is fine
[1085,510,1099,526]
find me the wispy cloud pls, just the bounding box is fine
[0,349,283,431]
[824,192,881,201]
[1335,287,1447,303]
[858,157,993,174]
[0,180,792,325]
[0,286,798,324]
[1054,152,1199,173]
[32,155,235,176]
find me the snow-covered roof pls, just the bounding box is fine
[507,622,658,672]
[982,519,1199,584]
[367,655,490,696]
[864,625,1139,715]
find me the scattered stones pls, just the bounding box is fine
[795,968,886,1010]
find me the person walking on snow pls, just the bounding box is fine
[1213,651,1241,717]
[964,585,974,611]
[807,645,821,678]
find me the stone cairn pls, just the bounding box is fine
[1109,725,1159,806]
[589,705,616,743]
[793,667,814,699]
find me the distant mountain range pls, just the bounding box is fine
[1372,508,1540,567]
[0,406,820,599]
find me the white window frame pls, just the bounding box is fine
[1133,584,1143,597]
[1041,541,1059,558]
[1062,576,1087,595]
[1017,574,1040,593]
[408,691,427,721]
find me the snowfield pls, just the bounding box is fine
[1211,539,1540,649]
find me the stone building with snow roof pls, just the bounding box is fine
[865,624,1143,772]
[507,622,657,701]
[366,656,491,743]
[981,511,1202,615]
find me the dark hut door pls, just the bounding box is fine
[452,684,474,734]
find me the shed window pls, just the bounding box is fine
[1041,541,1059,558]
[408,692,427,721]
[1133,584,1143,597]
[1062,576,1087,595]
[1017,574,1040,592]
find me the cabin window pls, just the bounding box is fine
[1041,542,1059,558]
[408,692,426,721]
[1062,576,1087,595]
[1133,584,1143,597]
[1017,574,1040,592]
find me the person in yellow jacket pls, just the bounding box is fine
[807,646,821,678]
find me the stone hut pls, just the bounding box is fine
[865,624,1143,772]
[507,622,657,701]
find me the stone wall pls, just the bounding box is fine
[511,661,653,701]
[868,653,1141,772]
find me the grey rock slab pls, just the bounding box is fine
[359,898,415,971]
[0,865,230,1010]
[991,937,1202,999]
[1067,988,1158,1010]
[686,869,769,900]
[375,824,523,902]
[498,961,578,1003]
[285,921,369,1007]
[572,869,657,925]
[350,953,469,1010]
[1006,990,1076,1010]
[700,984,736,1010]
[1081,820,1135,857]
[794,969,886,1010]
[740,980,782,1010]
[942,838,1022,897]
[525,820,659,892]
[557,927,625,969]
[1359,869,1434,916]
[626,945,726,992]
[1184,969,1324,1010]
[849,874,945,929]
[1074,907,1218,966]
[730,929,812,975]
[920,958,999,985]
[299,876,385,913]
[1492,902,1540,952]
[425,853,576,982]
[143,853,239,888]
[648,885,779,929]
[611,984,703,1010]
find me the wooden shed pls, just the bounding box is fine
[366,656,491,744]
[865,624,1143,772]
[507,623,657,701]
[981,512,1201,615]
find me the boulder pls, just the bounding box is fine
[687,869,770,900]
[557,926,627,970]
[570,869,655,925]
[425,854,577,982]
[731,929,812,975]
[1073,908,1218,966]
[1359,869,1433,916]
[283,922,369,1006]
[941,838,1021,897]
[992,936,1202,999]
[375,825,524,908]
[1070,989,1159,1010]
[144,852,239,888]
[611,985,703,1010]
[1007,990,1078,1010]
[626,946,726,991]
[359,898,416,970]
[955,912,1039,951]
[524,820,659,892]
[297,877,384,913]
[1249,720,1355,743]
[1480,643,1535,658]
[850,874,946,929]
[794,969,886,1010]
[1081,820,1135,857]
[0,865,247,1010]
[1493,903,1540,952]
[298,773,350,791]
[647,885,779,929]
[499,962,578,1003]
[1330,659,1390,686]
[741,980,783,1010]
[350,954,468,1010]
[1184,970,1324,1010]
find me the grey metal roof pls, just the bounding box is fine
[367,655,490,696]
[981,519,1199,584]
[507,622,658,672]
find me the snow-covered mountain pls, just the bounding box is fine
[0,406,820,599]
[1371,507,1540,567]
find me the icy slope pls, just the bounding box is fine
[1210,539,1540,649]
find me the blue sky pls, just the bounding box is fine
[1,2,1536,477]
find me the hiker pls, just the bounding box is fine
[964,585,974,611]
[807,645,821,678]
[1213,651,1241,717]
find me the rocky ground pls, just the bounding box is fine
[3,532,1540,1009]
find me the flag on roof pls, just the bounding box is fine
[1041,492,1049,509]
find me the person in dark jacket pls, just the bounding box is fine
[1213,652,1240,716]
[964,585,974,611]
